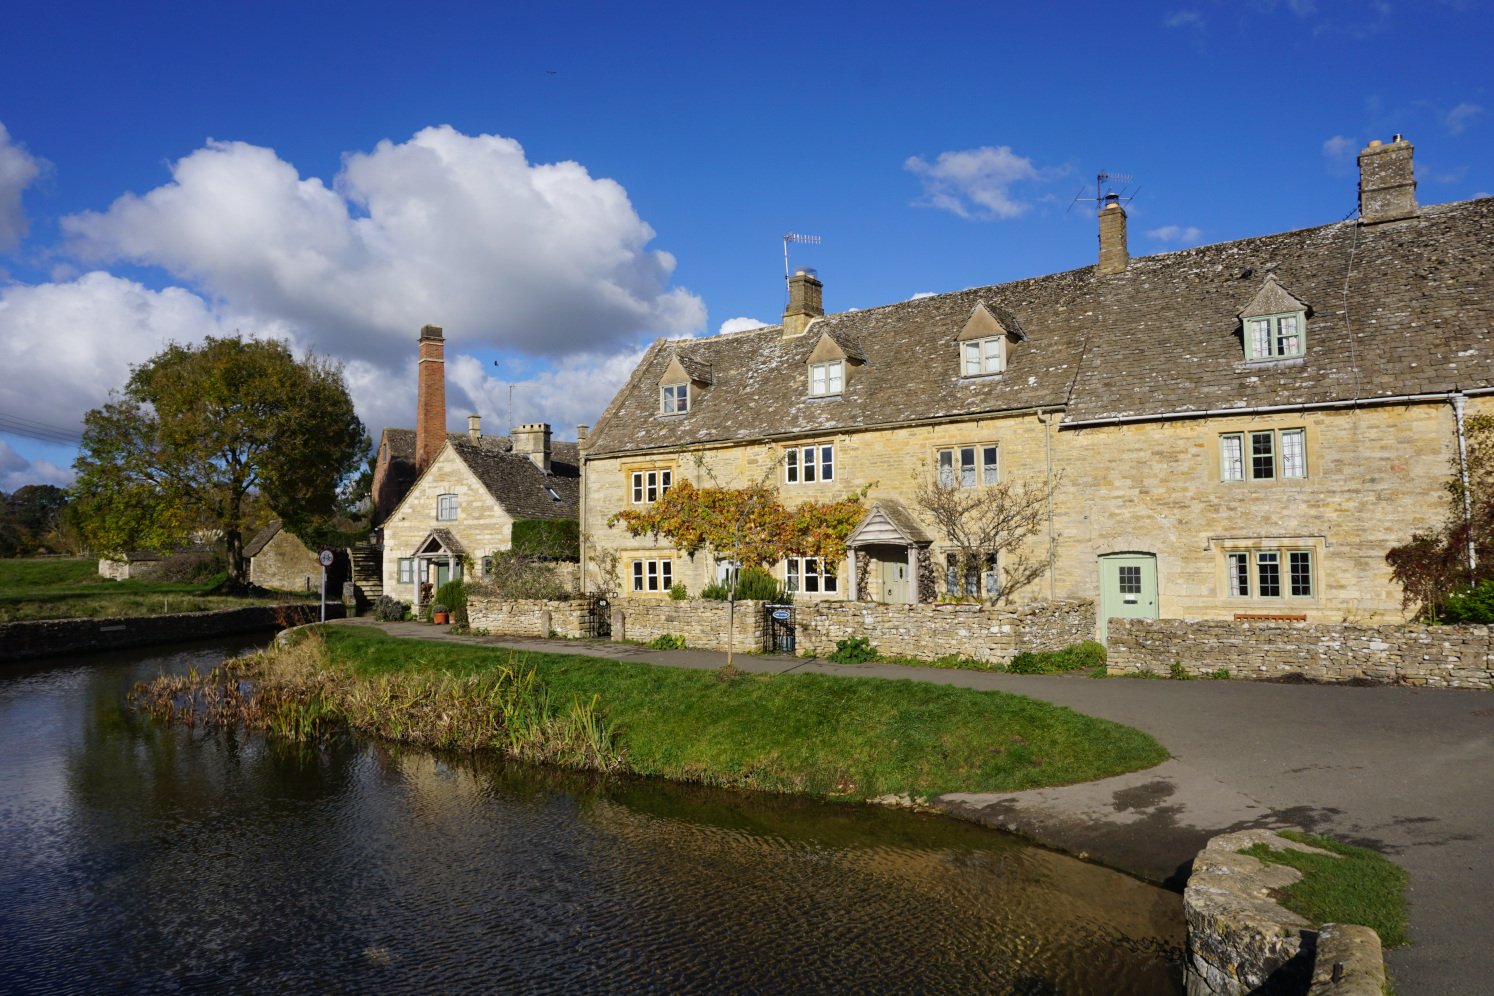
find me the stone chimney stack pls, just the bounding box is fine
[467,414,481,442]
[1097,193,1129,275]
[782,269,824,338]
[511,422,553,473]
[414,324,446,474]
[576,424,590,449]
[1358,135,1418,225]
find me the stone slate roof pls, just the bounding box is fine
[380,428,580,521]
[244,520,284,559]
[584,197,1494,455]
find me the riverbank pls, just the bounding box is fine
[336,619,1489,996]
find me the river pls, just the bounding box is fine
[0,634,1184,993]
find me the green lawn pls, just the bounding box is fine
[1243,831,1411,948]
[0,557,311,622]
[319,625,1169,801]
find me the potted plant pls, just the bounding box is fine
[431,603,450,625]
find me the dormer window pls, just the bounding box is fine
[809,359,844,397]
[661,383,688,414]
[1239,274,1309,363]
[961,337,1004,376]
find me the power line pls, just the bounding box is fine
[0,410,85,445]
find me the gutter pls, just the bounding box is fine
[1060,388,1494,430]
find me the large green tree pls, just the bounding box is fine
[71,337,366,587]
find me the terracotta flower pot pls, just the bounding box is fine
[433,612,449,624]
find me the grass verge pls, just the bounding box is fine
[312,625,1167,800]
[1242,830,1410,948]
[0,557,311,622]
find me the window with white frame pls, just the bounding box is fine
[785,443,834,484]
[398,558,414,584]
[437,493,459,520]
[937,444,998,488]
[786,556,837,594]
[1225,549,1314,599]
[961,336,1005,376]
[1220,428,1306,482]
[809,359,844,397]
[630,558,673,593]
[944,551,998,597]
[630,468,673,503]
[661,383,689,415]
[1245,312,1306,361]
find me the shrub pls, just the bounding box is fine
[433,579,469,626]
[135,547,223,584]
[647,633,686,650]
[698,566,790,603]
[371,595,409,621]
[669,581,689,600]
[511,519,580,561]
[471,550,573,601]
[1439,579,1494,623]
[829,636,877,665]
[1006,640,1107,675]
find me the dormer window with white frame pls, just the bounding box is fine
[809,359,844,397]
[1239,274,1309,363]
[957,302,1023,379]
[661,383,688,415]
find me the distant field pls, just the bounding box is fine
[0,557,312,623]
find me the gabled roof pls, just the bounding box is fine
[846,499,933,547]
[583,197,1494,454]
[380,428,581,522]
[244,519,284,559]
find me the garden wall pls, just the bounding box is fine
[0,603,338,663]
[1109,617,1494,689]
[796,599,1095,663]
[610,597,765,650]
[465,597,591,639]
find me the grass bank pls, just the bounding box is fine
[0,557,312,622]
[1242,830,1410,948]
[313,625,1167,800]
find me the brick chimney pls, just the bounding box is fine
[1358,135,1418,225]
[783,269,824,338]
[1097,193,1128,274]
[467,414,481,442]
[414,324,446,474]
[511,422,552,472]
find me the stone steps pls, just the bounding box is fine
[348,546,383,605]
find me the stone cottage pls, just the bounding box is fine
[580,136,1494,636]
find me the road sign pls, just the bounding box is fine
[319,548,335,567]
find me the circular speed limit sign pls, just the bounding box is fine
[319,548,335,568]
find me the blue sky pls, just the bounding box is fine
[1,0,1489,489]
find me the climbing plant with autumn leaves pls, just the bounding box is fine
[608,479,867,570]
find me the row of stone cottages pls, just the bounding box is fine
[276,135,1492,643]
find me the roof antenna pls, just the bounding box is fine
[783,232,822,303]
[1068,170,1140,213]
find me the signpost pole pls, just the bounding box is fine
[318,548,336,623]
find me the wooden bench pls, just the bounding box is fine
[1233,612,1307,622]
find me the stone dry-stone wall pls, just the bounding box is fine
[1184,829,1385,996]
[1109,617,1494,689]
[0,604,335,663]
[610,598,765,651]
[796,599,1094,663]
[466,597,590,639]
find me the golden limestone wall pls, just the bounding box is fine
[582,411,1058,599]
[382,449,517,599]
[1052,401,1470,623]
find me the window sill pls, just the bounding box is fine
[958,372,1005,382]
[1240,356,1305,369]
[805,393,844,400]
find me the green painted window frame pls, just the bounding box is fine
[397,558,414,584]
[808,359,844,397]
[1244,310,1307,361]
[960,336,1005,376]
[1220,428,1307,482]
[436,493,459,521]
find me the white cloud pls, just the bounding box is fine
[1164,9,1205,28]
[0,272,230,433]
[904,146,1049,220]
[908,292,937,300]
[447,350,646,438]
[0,439,75,491]
[1146,225,1204,245]
[718,316,767,334]
[0,122,44,252]
[62,126,705,369]
[1443,102,1483,134]
[1322,134,1358,161]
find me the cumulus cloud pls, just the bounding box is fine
[1146,225,1204,245]
[1443,102,1483,134]
[0,439,76,491]
[1163,9,1205,29]
[0,122,44,252]
[908,292,937,300]
[0,272,230,432]
[717,316,768,334]
[62,126,705,369]
[447,350,647,438]
[904,146,1051,220]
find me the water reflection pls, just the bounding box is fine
[0,637,1183,994]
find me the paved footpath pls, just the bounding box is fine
[339,619,1492,995]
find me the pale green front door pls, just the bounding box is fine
[880,559,910,603]
[435,562,451,588]
[1097,554,1158,643]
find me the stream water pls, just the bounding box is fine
[0,635,1184,993]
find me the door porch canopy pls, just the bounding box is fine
[409,528,467,611]
[844,499,932,602]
